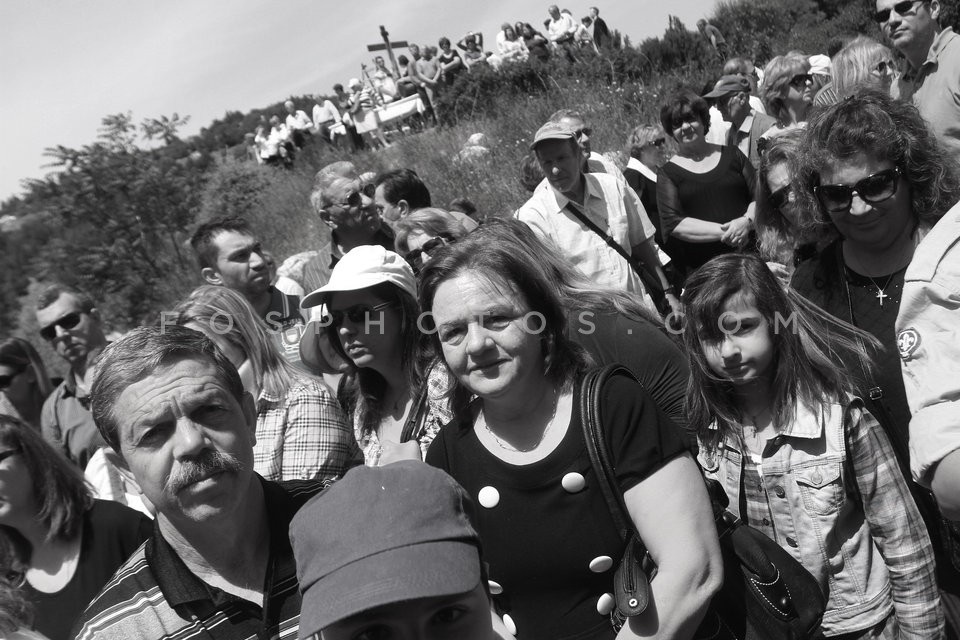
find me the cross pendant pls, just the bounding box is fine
[876,289,888,306]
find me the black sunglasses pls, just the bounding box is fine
[329,301,396,326]
[404,236,450,273]
[874,0,924,23]
[788,73,812,88]
[873,59,897,75]
[814,167,901,214]
[330,190,364,210]
[573,127,593,138]
[768,184,793,211]
[650,138,666,148]
[39,311,83,341]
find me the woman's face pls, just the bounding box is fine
[404,231,450,273]
[671,112,705,146]
[783,73,813,117]
[431,272,544,404]
[440,41,451,53]
[522,25,533,37]
[818,151,913,253]
[766,161,801,228]
[329,288,404,374]
[0,441,37,528]
[0,364,33,411]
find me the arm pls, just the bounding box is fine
[656,165,725,243]
[40,393,69,460]
[848,406,943,638]
[632,239,681,315]
[281,384,363,481]
[932,450,960,520]
[620,454,723,639]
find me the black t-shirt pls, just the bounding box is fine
[657,146,755,276]
[426,373,686,640]
[25,500,151,640]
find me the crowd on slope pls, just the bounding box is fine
[4,1,960,640]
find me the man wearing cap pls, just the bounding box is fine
[73,326,326,640]
[879,0,960,162]
[291,461,504,640]
[704,75,776,169]
[516,121,679,315]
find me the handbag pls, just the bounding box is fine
[579,364,826,639]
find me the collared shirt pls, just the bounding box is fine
[516,172,654,296]
[40,371,106,470]
[729,112,755,159]
[254,377,362,481]
[897,201,960,486]
[311,100,341,126]
[72,477,325,640]
[547,13,577,41]
[899,27,960,163]
[285,110,312,132]
[699,399,942,636]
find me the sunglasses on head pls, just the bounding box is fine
[329,301,396,326]
[768,184,793,211]
[39,311,83,341]
[788,73,812,88]
[404,235,452,273]
[874,0,924,23]
[872,59,897,75]
[814,167,901,214]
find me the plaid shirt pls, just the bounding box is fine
[254,377,362,482]
[700,399,942,637]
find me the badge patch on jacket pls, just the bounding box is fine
[897,328,921,360]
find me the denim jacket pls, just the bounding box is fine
[698,398,943,638]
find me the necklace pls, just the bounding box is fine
[479,387,559,453]
[866,273,895,307]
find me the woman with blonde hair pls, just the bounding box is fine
[831,36,897,100]
[760,54,814,137]
[173,285,361,482]
[0,338,54,430]
[394,207,472,275]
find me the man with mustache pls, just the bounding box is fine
[72,325,326,640]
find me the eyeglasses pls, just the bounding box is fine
[329,190,364,210]
[650,138,666,148]
[573,127,593,138]
[872,59,898,76]
[768,184,793,211]
[39,311,83,341]
[814,167,901,214]
[788,73,812,88]
[874,0,925,23]
[404,236,450,273]
[329,301,396,326]
[0,448,21,464]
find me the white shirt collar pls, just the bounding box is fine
[627,157,658,182]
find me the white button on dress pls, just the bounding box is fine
[561,471,586,493]
[589,555,613,573]
[596,592,616,615]
[478,486,500,508]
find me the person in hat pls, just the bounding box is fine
[301,245,438,467]
[290,461,502,640]
[704,74,777,169]
[515,119,678,315]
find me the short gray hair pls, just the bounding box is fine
[91,325,245,455]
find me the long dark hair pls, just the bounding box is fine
[682,254,880,451]
[418,231,591,413]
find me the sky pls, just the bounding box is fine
[0,0,717,203]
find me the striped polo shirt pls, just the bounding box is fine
[72,478,326,640]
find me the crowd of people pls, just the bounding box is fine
[4,1,960,639]
[245,5,615,165]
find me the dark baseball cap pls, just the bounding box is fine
[290,461,484,638]
[703,74,752,99]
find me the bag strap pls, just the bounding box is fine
[400,385,430,443]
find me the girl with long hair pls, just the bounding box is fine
[683,253,942,638]
[0,338,54,430]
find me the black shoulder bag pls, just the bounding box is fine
[580,364,826,639]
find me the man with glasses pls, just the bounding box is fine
[877,0,960,161]
[35,284,108,469]
[703,75,776,169]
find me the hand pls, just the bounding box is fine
[720,216,752,248]
[378,439,422,465]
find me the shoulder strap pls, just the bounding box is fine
[400,386,430,443]
[563,201,647,274]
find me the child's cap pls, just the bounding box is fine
[290,461,484,638]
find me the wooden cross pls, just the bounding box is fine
[366,26,408,79]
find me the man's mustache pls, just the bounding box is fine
[168,450,243,494]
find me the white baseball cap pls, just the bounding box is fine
[301,245,417,309]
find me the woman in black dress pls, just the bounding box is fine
[656,89,756,281]
[791,88,960,633]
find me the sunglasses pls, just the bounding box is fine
[874,0,924,23]
[872,59,897,76]
[329,301,396,326]
[39,311,83,341]
[404,236,451,273]
[768,184,793,211]
[788,73,812,88]
[814,167,901,214]
[573,127,593,138]
[329,190,365,210]
[650,138,666,148]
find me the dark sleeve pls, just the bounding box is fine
[600,374,687,493]
[733,148,757,201]
[623,167,642,195]
[424,419,453,472]
[656,164,684,241]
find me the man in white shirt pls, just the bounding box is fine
[284,100,313,148]
[312,96,341,144]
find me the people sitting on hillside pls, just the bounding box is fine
[268,115,295,168]
[437,37,464,85]
[575,17,597,51]
[457,32,493,70]
[521,22,551,61]
[283,100,313,149]
[499,24,528,62]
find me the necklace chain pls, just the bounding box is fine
[479,387,559,453]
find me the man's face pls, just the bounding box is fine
[876,0,938,56]
[322,582,495,640]
[374,184,403,223]
[115,356,256,527]
[409,44,421,59]
[536,138,584,196]
[207,231,271,299]
[717,92,749,125]
[589,7,598,18]
[323,179,381,235]
[36,293,107,370]
[558,116,591,156]
[548,6,560,19]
